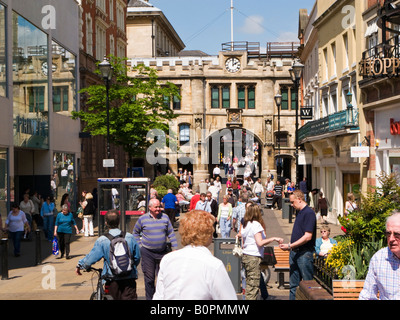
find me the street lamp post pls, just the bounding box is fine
[274,93,282,179]
[289,60,304,187]
[345,91,354,127]
[98,56,114,178]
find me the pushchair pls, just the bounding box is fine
[265,191,274,209]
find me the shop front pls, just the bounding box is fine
[374,106,400,185]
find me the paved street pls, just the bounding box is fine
[0,196,344,300]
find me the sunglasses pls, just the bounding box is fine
[385,231,400,241]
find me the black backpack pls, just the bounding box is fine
[105,232,133,277]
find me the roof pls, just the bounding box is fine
[128,0,154,8]
[178,50,210,57]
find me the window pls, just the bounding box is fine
[13,12,49,149]
[323,48,328,81]
[211,85,230,109]
[343,33,349,69]
[281,88,289,110]
[238,85,256,109]
[86,14,93,56]
[291,90,298,110]
[179,124,190,145]
[331,42,336,76]
[96,0,106,12]
[280,87,297,111]
[96,23,106,61]
[276,132,288,147]
[53,86,69,112]
[163,87,181,110]
[28,87,45,112]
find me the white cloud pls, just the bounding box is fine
[239,15,264,35]
[276,31,298,42]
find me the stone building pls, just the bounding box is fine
[126,0,301,188]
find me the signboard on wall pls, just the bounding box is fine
[351,147,370,158]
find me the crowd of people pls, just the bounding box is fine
[0,187,96,258]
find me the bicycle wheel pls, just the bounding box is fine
[89,291,98,300]
[261,266,271,285]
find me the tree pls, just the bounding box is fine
[72,55,180,167]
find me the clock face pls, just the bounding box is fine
[41,62,57,75]
[225,57,241,73]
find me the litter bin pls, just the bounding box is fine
[213,238,241,293]
[282,198,290,219]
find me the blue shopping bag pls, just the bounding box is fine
[52,236,59,255]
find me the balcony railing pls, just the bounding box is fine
[361,35,400,78]
[298,109,359,143]
[221,41,299,60]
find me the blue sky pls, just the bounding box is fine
[149,0,316,55]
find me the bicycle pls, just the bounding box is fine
[85,267,114,300]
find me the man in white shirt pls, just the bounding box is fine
[265,177,274,192]
[213,165,221,180]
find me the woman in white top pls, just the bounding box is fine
[214,177,222,204]
[153,210,237,300]
[217,195,232,238]
[5,203,30,256]
[344,192,357,217]
[19,193,34,238]
[239,203,283,300]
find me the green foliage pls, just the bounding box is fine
[72,55,180,164]
[153,175,180,198]
[348,239,385,280]
[339,173,400,243]
[326,173,399,280]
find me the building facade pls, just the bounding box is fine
[298,0,363,221]
[78,0,129,192]
[126,0,301,188]
[0,0,80,218]
[359,0,400,189]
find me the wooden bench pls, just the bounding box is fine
[273,246,290,289]
[295,280,333,300]
[332,280,365,300]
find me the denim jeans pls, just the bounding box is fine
[9,231,24,256]
[289,250,314,300]
[219,217,231,238]
[43,215,54,241]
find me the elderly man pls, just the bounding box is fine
[359,212,400,300]
[133,198,178,300]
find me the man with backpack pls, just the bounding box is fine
[75,210,141,300]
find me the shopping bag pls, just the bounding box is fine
[232,236,243,258]
[52,236,59,255]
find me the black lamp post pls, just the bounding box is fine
[345,91,354,127]
[98,56,113,178]
[274,93,282,179]
[289,60,304,187]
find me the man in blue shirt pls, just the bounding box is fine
[359,212,400,300]
[76,210,141,300]
[280,189,316,300]
[161,189,178,226]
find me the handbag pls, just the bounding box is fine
[77,207,83,219]
[232,237,243,258]
[52,236,59,256]
[261,246,277,266]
